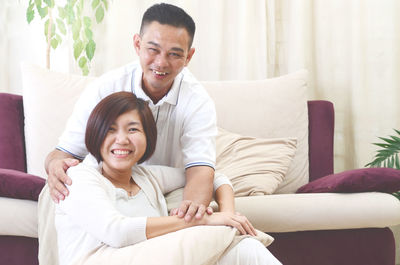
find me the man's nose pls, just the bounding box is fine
[154,54,169,69]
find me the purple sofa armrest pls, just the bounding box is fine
[308,100,334,182]
[297,167,400,193]
[0,93,26,172]
[0,168,45,201]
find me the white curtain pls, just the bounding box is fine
[2,0,400,173]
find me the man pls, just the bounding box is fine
[45,3,217,222]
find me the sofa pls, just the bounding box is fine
[1,64,400,265]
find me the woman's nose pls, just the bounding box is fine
[115,131,129,144]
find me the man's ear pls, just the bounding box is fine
[133,34,141,55]
[185,47,195,66]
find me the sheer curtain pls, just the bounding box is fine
[2,0,400,172]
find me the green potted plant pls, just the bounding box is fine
[366,128,400,199]
[26,0,109,75]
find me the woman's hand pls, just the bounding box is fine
[202,212,257,236]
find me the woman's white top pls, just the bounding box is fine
[55,154,231,265]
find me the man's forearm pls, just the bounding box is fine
[183,166,214,206]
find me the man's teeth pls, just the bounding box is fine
[113,150,130,155]
[154,70,167,75]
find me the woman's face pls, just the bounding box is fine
[100,110,147,175]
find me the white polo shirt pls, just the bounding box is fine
[57,61,217,169]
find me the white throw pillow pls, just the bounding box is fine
[202,70,309,193]
[216,127,297,196]
[21,63,95,178]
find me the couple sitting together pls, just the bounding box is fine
[39,3,283,265]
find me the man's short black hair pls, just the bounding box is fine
[140,3,196,48]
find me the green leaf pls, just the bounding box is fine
[65,4,75,25]
[366,129,400,169]
[35,0,42,7]
[50,38,59,49]
[395,154,400,169]
[74,40,84,60]
[95,6,104,23]
[82,64,89,76]
[43,0,54,8]
[101,0,108,11]
[85,39,96,60]
[37,6,48,19]
[58,7,66,19]
[26,7,35,24]
[83,16,92,28]
[72,19,82,40]
[56,18,67,35]
[85,28,93,39]
[44,19,56,38]
[78,56,87,68]
[92,0,100,9]
[55,33,62,44]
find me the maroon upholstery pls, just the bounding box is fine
[307,100,334,182]
[297,167,400,193]
[269,228,395,265]
[0,168,45,201]
[0,236,38,265]
[0,93,26,172]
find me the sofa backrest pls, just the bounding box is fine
[0,93,335,183]
[0,93,26,172]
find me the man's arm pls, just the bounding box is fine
[45,149,79,203]
[176,166,214,221]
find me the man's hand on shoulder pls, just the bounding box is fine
[45,150,79,203]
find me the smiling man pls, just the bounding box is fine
[44,3,217,222]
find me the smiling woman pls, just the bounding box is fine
[53,91,281,265]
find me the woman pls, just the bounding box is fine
[55,92,282,265]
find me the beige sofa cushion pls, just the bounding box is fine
[21,63,94,178]
[233,192,400,232]
[203,70,309,193]
[0,197,37,237]
[216,127,297,196]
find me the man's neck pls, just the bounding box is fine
[142,84,171,105]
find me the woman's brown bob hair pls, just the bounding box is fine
[85,92,157,164]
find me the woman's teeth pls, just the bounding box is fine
[113,150,130,155]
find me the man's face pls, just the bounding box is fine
[133,21,195,99]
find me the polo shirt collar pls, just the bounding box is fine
[132,65,182,107]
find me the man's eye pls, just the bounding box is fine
[148,48,158,53]
[170,53,181,58]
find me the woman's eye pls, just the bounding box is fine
[108,127,116,132]
[129,128,138,132]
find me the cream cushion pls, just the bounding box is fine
[21,63,94,178]
[0,197,37,237]
[216,127,297,196]
[202,70,309,193]
[164,192,400,233]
